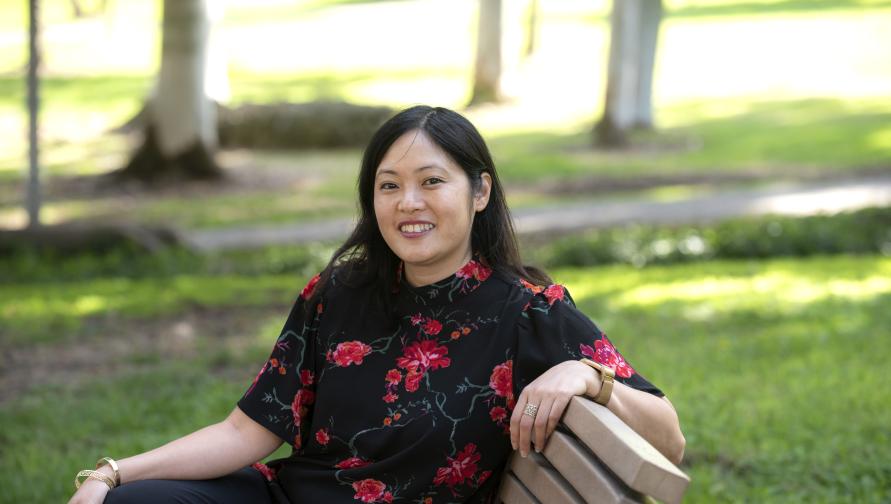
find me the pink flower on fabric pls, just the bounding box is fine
[385,369,402,386]
[434,443,482,488]
[410,314,424,326]
[489,406,507,423]
[336,457,371,469]
[300,274,321,299]
[489,360,513,399]
[352,478,387,503]
[404,368,424,392]
[300,369,314,386]
[543,284,566,306]
[456,260,493,282]
[422,318,443,336]
[396,340,451,372]
[332,341,373,367]
[382,391,398,403]
[251,462,276,481]
[478,470,492,486]
[315,428,330,446]
[579,334,635,378]
[291,388,315,427]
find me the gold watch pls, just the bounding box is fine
[580,358,615,405]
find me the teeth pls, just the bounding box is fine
[401,223,434,233]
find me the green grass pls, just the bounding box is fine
[2,255,890,502]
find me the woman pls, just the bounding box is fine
[69,106,684,504]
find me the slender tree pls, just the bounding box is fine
[26,0,41,228]
[595,0,663,147]
[469,0,503,106]
[112,0,222,184]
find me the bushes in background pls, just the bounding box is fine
[534,206,891,268]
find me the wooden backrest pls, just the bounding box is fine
[496,396,689,504]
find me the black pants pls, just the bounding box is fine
[103,467,273,504]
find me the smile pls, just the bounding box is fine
[399,223,435,234]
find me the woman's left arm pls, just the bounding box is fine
[509,360,685,465]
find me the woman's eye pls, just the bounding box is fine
[379,182,397,190]
[423,177,444,186]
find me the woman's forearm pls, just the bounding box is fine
[590,381,686,464]
[112,407,283,484]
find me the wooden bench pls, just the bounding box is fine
[496,396,690,504]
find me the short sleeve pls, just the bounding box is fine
[513,283,663,399]
[237,273,323,451]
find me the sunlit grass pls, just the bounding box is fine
[2,255,889,502]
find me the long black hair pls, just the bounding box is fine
[307,105,550,313]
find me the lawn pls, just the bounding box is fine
[2,254,889,502]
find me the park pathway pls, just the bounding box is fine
[185,176,891,251]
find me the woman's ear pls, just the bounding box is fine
[474,173,493,212]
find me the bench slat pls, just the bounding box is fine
[508,451,586,504]
[498,471,541,504]
[541,429,645,504]
[562,397,690,504]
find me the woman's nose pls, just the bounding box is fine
[397,188,426,213]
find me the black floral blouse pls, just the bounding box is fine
[237,258,663,504]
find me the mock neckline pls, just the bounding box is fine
[397,257,494,306]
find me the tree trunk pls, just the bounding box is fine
[111,0,223,185]
[634,0,662,129]
[524,0,538,58]
[469,0,503,106]
[595,0,662,148]
[26,0,41,228]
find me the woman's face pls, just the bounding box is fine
[373,130,491,286]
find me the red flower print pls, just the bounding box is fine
[291,388,314,427]
[383,492,393,503]
[315,428,330,446]
[352,478,387,503]
[489,360,513,399]
[489,406,507,423]
[456,260,492,282]
[278,367,286,375]
[397,340,451,373]
[404,368,424,392]
[519,278,544,294]
[579,334,635,378]
[478,470,492,485]
[385,369,402,386]
[422,318,443,336]
[332,341,373,367]
[335,457,371,469]
[434,443,482,488]
[382,391,398,403]
[301,274,321,299]
[383,417,392,426]
[251,462,276,481]
[543,284,566,306]
[300,369,314,386]
[410,314,424,326]
[450,330,461,340]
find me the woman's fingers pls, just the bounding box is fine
[546,395,571,440]
[509,390,528,451]
[532,395,556,453]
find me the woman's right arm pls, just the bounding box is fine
[67,406,283,504]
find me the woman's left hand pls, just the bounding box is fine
[509,360,599,457]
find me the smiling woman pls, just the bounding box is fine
[68,106,684,504]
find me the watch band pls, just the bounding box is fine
[580,358,616,406]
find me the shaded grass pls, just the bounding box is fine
[2,255,890,502]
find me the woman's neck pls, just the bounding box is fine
[403,249,473,288]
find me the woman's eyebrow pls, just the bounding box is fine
[375,165,443,178]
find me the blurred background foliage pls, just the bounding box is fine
[1,0,890,502]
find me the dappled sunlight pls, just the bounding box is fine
[608,269,891,317]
